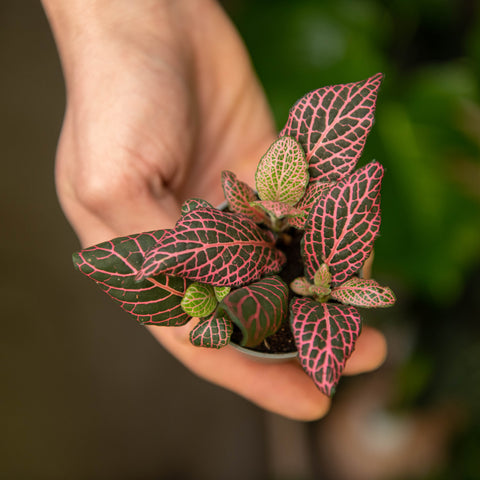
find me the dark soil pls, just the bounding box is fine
[231,322,297,354]
[276,228,305,285]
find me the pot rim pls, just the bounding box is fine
[230,342,298,360]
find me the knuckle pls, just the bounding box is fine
[54,122,175,217]
[72,165,154,214]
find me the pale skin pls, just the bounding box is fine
[42,0,387,421]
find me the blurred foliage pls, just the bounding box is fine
[224,0,480,305]
[223,1,480,478]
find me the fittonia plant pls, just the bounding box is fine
[73,73,395,396]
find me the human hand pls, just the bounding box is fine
[43,0,387,420]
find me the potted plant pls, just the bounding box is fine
[73,73,395,396]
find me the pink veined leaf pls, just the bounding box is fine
[255,136,309,205]
[73,231,191,326]
[181,198,213,216]
[286,216,307,229]
[219,276,289,348]
[253,200,307,220]
[296,181,335,212]
[280,73,383,182]
[331,277,396,308]
[221,170,266,223]
[189,312,233,348]
[309,285,331,299]
[137,207,286,287]
[302,161,384,287]
[287,182,334,229]
[290,297,361,396]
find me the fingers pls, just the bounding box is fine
[55,133,183,247]
[343,326,387,375]
[147,324,387,421]
[148,324,331,421]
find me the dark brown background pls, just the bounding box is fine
[1,3,271,479]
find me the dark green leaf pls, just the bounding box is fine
[189,313,233,348]
[219,276,289,347]
[73,231,191,326]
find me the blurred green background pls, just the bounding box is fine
[226,1,480,478]
[227,1,480,478]
[228,0,480,303]
[2,1,479,479]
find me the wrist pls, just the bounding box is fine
[41,0,173,79]
[41,0,111,80]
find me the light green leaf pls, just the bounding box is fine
[255,136,309,205]
[290,277,313,296]
[181,282,217,317]
[214,286,231,302]
[314,264,332,289]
